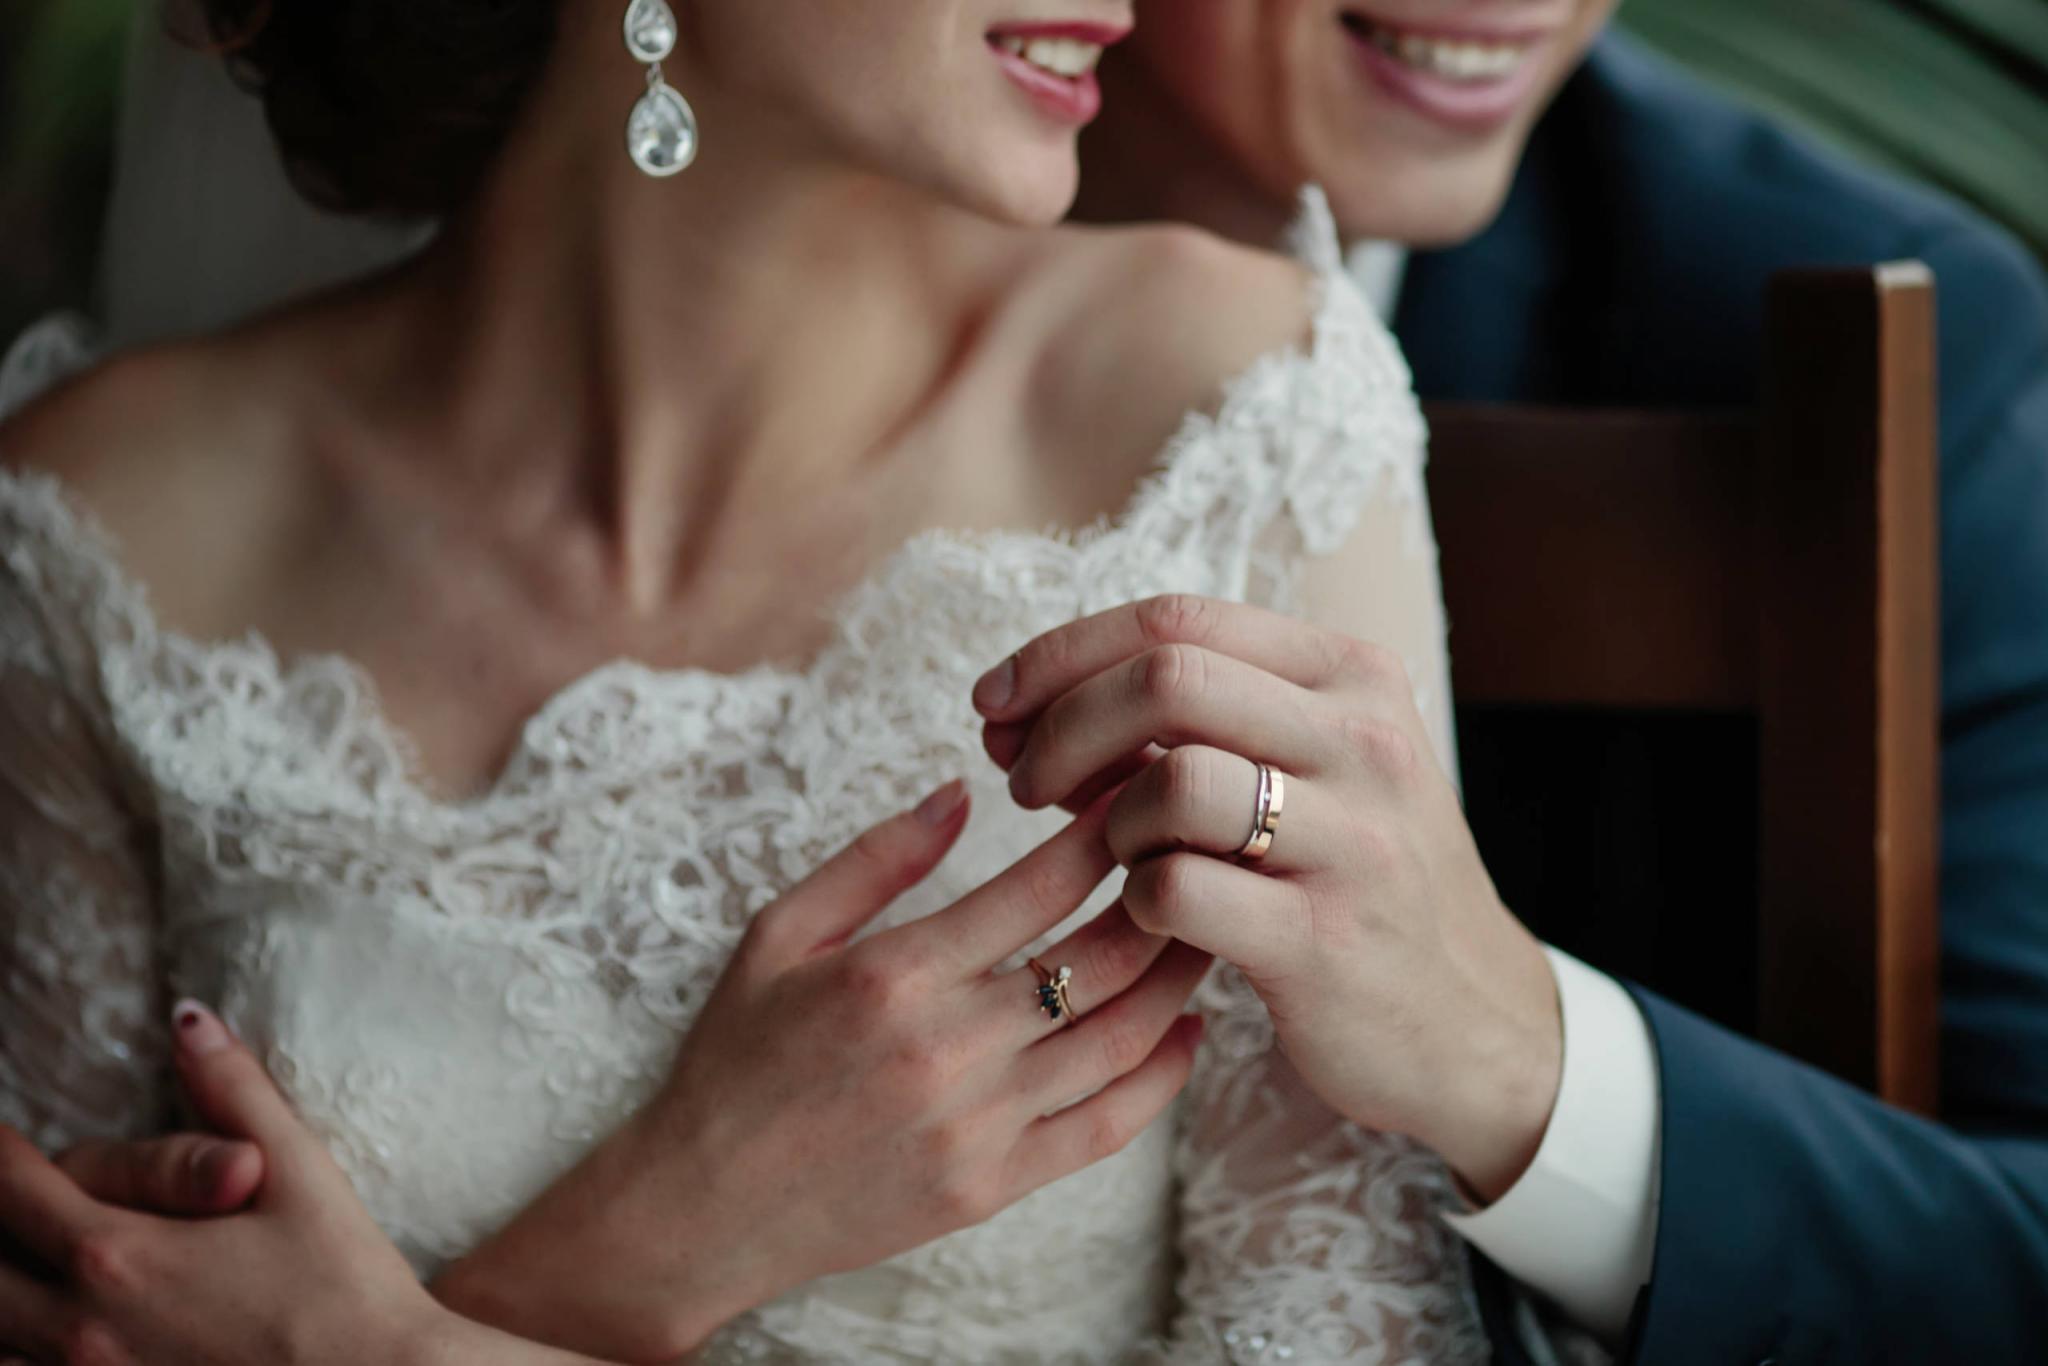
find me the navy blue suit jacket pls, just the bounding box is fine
[1396,35,2048,1365]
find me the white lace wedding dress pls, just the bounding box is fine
[0,197,1485,1365]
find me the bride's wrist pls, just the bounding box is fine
[607,1103,787,1345]
[429,1108,769,1361]
[396,1299,621,1366]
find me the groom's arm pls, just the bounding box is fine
[1619,977,2048,1363]
[1463,218,2048,1364]
[1628,231,2048,1357]
[1449,208,2048,1359]
[1621,215,2048,1366]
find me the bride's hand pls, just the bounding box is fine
[0,1005,601,1366]
[974,595,1563,1203]
[431,782,1211,1363]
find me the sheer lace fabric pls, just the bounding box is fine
[0,195,1483,1364]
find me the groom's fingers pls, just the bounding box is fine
[1120,852,1308,980]
[0,1126,111,1274]
[55,1135,264,1217]
[1001,645,1325,810]
[981,730,1159,817]
[973,595,1360,725]
[0,1257,63,1363]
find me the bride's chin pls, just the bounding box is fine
[934,152,1082,230]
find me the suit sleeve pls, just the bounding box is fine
[1607,224,2048,1364]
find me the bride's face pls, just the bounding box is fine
[682,0,1136,223]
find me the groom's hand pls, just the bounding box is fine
[3,1043,265,1358]
[49,1029,275,1216]
[53,1133,265,1217]
[976,594,1564,1202]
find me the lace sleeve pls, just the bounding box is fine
[1,386,173,1150]
[1126,968,1486,1365]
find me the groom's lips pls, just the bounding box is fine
[1338,10,1559,133]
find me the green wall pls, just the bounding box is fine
[1618,0,2048,260]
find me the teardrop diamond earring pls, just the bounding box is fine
[623,0,699,177]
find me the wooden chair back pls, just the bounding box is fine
[1424,266,1941,1114]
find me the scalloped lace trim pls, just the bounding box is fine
[0,192,1478,1364]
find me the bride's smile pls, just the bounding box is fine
[986,21,1132,125]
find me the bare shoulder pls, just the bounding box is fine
[1020,222,1319,462]
[0,329,317,635]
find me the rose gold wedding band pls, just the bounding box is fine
[1237,763,1286,863]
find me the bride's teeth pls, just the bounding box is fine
[995,34,1104,79]
[1029,37,1103,78]
[1368,23,1529,83]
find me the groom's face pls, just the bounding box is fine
[1124,0,1619,246]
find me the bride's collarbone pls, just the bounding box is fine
[0,226,1322,803]
[1026,224,1321,462]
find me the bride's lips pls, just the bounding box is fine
[1338,10,1560,132]
[986,21,1132,126]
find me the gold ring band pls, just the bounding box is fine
[1237,763,1286,863]
[1029,957,1078,1024]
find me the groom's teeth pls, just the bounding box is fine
[1360,21,1532,83]
[994,35,1104,79]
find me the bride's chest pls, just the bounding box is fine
[137,553,1203,1274]
[158,772,1165,1298]
[153,710,1144,1277]
[243,415,1155,807]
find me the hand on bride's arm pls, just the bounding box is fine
[36,791,1208,1365]
[429,783,1210,1362]
[974,594,1563,1203]
[0,1006,609,1366]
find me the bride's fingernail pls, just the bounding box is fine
[973,656,1017,714]
[915,779,968,828]
[172,999,232,1057]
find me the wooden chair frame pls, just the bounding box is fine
[1424,266,1941,1113]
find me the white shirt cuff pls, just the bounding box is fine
[1442,946,1663,1344]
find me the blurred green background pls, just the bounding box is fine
[3,0,2046,344]
[1,0,131,342]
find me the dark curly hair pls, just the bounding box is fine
[184,0,561,218]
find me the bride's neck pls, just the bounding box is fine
[350,49,1008,612]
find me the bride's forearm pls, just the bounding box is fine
[428,1110,762,1364]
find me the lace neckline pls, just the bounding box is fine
[1,232,1364,819]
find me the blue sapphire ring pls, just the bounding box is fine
[1029,958,1079,1024]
